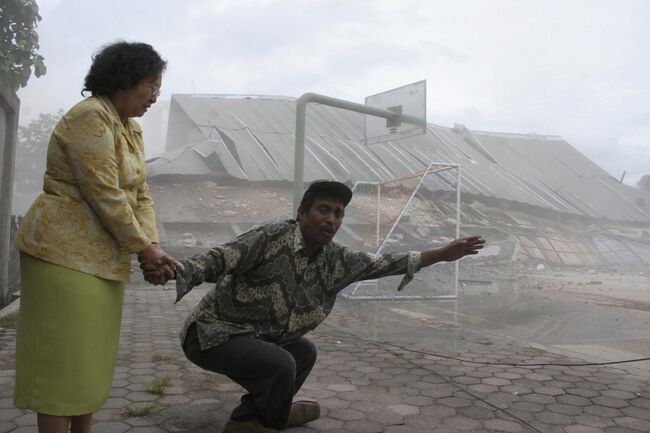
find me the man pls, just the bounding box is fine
[143,180,484,433]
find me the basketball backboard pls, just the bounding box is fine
[364,80,427,145]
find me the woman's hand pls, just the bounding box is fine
[138,244,176,285]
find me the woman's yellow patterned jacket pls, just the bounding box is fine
[14,96,159,281]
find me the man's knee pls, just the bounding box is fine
[299,337,317,366]
[270,349,297,380]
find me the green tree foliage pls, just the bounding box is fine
[0,0,46,91]
[13,110,62,213]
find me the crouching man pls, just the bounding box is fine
[144,180,484,433]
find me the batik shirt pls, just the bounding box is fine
[176,220,422,350]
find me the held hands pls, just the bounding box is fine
[441,236,485,262]
[138,244,177,285]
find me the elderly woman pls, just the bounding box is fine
[13,41,176,433]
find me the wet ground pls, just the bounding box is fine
[1,265,650,432]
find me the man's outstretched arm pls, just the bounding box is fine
[420,236,485,267]
[334,236,485,293]
[172,228,269,302]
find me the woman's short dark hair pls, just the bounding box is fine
[83,41,167,96]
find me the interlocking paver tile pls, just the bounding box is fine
[567,387,601,398]
[591,396,629,409]
[601,389,636,400]
[338,390,367,402]
[125,392,158,403]
[442,415,482,430]
[12,412,36,426]
[9,427,39,433]
[329,408,365,421]
[605,428,640,433]
[327,383,357,392]
[385,403,419,416]
[612,416,650,431]
[367,409,404,426]
[547,402,582,416]
[0,407,20,421]
[483,419,524,432]
[92,421,131,433]
[437,396,473,408]
[402,395,433,407]
[522,393,557,404]
[0,421,15,432]
[501,385,532,395]
[468,383,499,394]
[572,414,615,429]
[621,405,650,420]
[534,385,565,396]
[535,410,573,424]
[453,375,482,385]
[305,417,344,430]
[459,403,495,420]
[564,425,606,433]
[629,397,650,409]
[583,405,623,418]
[343,420,384,432]
[510,401,543,412]
[128,427,167,433]
[383,426,415,433]
[321,398,351,410]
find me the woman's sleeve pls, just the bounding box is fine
[134,180,159,244]
[59,108,151,253]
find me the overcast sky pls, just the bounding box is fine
[16,0,650,185]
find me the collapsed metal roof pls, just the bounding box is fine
[147,94,650,223]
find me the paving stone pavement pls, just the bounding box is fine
[1,281,650,433]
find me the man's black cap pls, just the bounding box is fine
[304,179,353,206]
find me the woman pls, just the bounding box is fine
[13,41,176,433]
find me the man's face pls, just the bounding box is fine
[298,197,345,249]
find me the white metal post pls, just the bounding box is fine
[455,164,462,298]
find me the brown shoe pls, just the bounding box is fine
[287,400,321,427]
[222,419,280,433]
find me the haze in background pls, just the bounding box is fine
[16,0,650,185]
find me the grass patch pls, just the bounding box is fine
[121,402,157,417]
[150,352,175,362]
[144,375,170,395]
[0,312,18,329]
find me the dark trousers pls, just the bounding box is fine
[183,324,317,429]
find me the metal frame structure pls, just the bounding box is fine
[340,162,462,300]
[0,81,19,306]
[291,92,425,216]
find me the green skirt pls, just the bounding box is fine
[13,252,125,415]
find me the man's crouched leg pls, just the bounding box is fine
[183,324,319,430]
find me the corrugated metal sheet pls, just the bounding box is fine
[150,94,650,223]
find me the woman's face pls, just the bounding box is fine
[120,74,162,118]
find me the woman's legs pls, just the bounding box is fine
[71,414,92,433]
[37,414,69,433]
[37,413,92,433]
